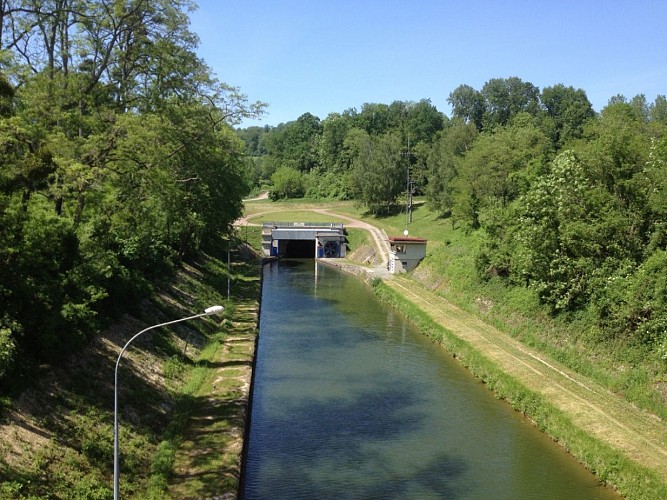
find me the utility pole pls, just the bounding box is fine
[401,137,415,231]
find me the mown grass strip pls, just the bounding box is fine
[372,280,667,500]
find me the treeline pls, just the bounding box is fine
[0,1,261,385]
[239,77,667,360]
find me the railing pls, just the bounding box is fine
[262,222,344,229]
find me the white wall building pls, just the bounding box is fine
[387,236,427,273]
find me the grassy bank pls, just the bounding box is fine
[372,281,667,499]
[0,238,259,498]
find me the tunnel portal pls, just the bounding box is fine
[261,222,346,259]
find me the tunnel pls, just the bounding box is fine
[284,239,315,258]
[262,223,346,259]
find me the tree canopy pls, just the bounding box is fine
[0,0,263,383]
[239,77,667,362]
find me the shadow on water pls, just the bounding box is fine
[248,380,468,499]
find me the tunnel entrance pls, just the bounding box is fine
[284,239,315,258]
[261,222,346,259]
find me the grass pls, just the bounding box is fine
[373,281,667,499]
[345,227,372,256]
[0,235,258,499]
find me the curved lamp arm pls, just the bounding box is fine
[113,305,224,499]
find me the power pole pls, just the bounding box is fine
[401,137,414,231]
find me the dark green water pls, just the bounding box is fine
[242,260,619,499]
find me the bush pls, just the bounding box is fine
[0,321,17,379]
[269,167,305,200]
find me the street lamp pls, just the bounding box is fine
[113,305,224,500]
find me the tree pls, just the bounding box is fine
[513,150,626,310]
[481,77,540,129]
[650,95,667,124]
[448,84,485,130]
[267,112,322,172]
[404,99,447,144]
[269,166,305,200]
[318,112,352,171]
[426,120,477,215]
[350,131,404,213]
[354,102,393,136]
[453,113,551,228]
[540,84,595,148]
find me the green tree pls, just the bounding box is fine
[448,84,485,130]
[481,77,541,129]
[540,84,595,148]
[268,112,322,172]
[350,131,404,213]
[426,120,477,215]
[354,102,393,136]
[454,113,551,228]
[318,112,352,171]
[269,166,305,200]
[403,99,447,144]
[650,95,667,124]
[513,151,622,310]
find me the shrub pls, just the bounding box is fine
[269,167,305,200]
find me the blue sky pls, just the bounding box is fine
[189,1,667,128]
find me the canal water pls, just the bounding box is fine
[242,260,618,499]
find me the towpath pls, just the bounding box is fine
[387,275,667,484]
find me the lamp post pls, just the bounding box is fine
[113,305,224,500]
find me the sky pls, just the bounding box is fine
[189,0,667,128]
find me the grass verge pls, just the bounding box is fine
[0,237,259,499]
[372,280,667,500]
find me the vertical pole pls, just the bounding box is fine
[405,160,410,231]
[227,241,231,301]
[406,137,411,231]
[114,363,120,500]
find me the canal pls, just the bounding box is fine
[241,260,618,499]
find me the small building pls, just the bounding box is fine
[387,236,427,273]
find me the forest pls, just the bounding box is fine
[238,78,667,367]
[0,0,262,387]
[1,0,665,390]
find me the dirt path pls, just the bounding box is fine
[388,275,667,481]
[242,190,269,202]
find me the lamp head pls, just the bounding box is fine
[204,305,224,315]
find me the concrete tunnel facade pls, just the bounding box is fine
[261,222,347,259]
